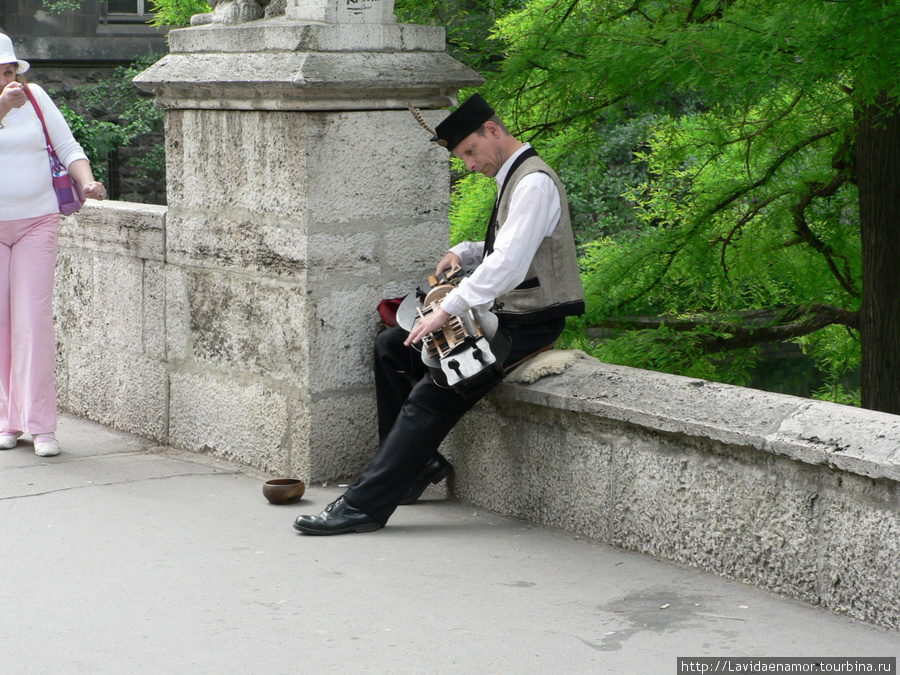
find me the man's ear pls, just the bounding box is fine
[484,120,503,138]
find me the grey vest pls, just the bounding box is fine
[492,154,585,324]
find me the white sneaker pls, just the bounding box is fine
[0,432,22,450]
[34,435,61,457]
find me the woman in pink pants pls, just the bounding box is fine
[0,34,106,456]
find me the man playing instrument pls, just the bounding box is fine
[293,94,584,535]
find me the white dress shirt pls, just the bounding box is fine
[440,143,561,317]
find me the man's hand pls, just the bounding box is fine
[404,251,460,346]
[404,307,450,347]
[435,251,461,276]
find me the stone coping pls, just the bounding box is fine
[169,18,446,54]
[60,201,166,261]
[496,357,900,483]
[134,51,484,110]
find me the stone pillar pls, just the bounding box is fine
[134,4,482,479]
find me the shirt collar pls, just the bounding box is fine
[494,143,532,190]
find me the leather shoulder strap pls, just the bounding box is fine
[484,147,540,255]
[23,84,53,151]
[22,84,63,172]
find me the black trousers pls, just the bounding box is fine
[344,318,565,525]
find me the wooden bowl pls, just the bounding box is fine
[263,478,306,505]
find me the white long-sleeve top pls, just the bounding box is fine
[440,143,561,317]
[0,83,88,221]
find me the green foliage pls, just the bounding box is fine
[129,144,166,177]
[438,0,900,403]
[596,327,757,383]
[448,163,495,246]
[51,56,165,188]
[56,97,117,184]
[395,0,526,72]
[79,54,165,138]
[149,0,211,27]
[797,325,861,405]
[547,113,656,245]
[77,54,166,179]
[41,0,83,14]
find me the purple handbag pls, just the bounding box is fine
[24,85,86,216]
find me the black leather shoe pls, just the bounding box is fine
[398,454,452,505]
[293,497,383,535]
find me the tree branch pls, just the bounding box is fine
[685,0,703,23]
[591,303,859,353]
[790,172,859,297]
[717,190,793,277]
[686,0,734,24]
[705,127,838,219]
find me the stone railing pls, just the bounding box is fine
[448,355,900,630]
[55,201,900,630]
[56,201,168,441]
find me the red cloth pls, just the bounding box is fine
[377,297,405,327]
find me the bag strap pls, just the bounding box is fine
[23,84,64,171]
[23,84,51,146]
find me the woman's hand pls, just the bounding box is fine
[82,181,107,200]
[67,160,106,200]
[0,81,27,114]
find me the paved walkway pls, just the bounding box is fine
[1,414,897,673]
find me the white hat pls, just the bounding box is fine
[0,33,30,73]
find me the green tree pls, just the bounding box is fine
[78,54,165,148]
[57,99,119,184]
[469,0,899,412]
[149,0,211,27]
[395,0,526,72]
[73,54,166,192]
[41,0,84,13]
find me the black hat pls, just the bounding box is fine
[433,94,495,151]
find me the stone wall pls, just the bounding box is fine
[159,107,449,478]
[446,356,900,630]
[54,201,900,629]
[129,13,481,482]
[55,201,168,440]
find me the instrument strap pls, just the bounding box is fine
[484,146,540,256]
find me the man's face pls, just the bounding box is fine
[451,123,505,178]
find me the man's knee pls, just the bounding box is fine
[375,326,409,359]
